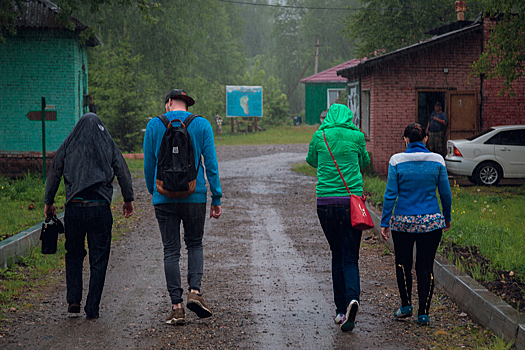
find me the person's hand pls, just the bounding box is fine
[122,201,134,218]
[444,221,451,232]
[381,227,390,241]
[44,203,56,217]
[210,205,221,219]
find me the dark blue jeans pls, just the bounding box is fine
[64,205,113,317]
[154,202,206,305]
[317,205,363,315]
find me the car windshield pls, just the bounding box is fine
[466,128,495,141]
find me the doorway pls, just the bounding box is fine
[417,91,446,130]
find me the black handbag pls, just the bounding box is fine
[40,213,64,254]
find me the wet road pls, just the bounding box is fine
[1,144,436,349]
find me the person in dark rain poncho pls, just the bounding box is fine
[306,103,370,332]
[44,113,135,320]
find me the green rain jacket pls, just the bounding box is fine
[306,103,370,197]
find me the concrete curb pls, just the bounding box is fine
[366,202,525,348]
[0,189,120,269]
[0,213,65,269]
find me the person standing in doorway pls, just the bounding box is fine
[426,102,448,156]
[143,89,222,325]
[44,113,135,320]
[381,123,452,326]
[306,103,370,332]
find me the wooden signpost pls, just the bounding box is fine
[26,97,56,182]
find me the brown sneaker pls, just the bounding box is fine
[187,292,212,318]
[68,304,80,313]
[165,307,185,325]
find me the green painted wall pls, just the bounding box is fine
[0,29,89,152]
[304,82,347,125]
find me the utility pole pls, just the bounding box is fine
[314,36,319,75]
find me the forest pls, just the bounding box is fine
[2,0,517,152]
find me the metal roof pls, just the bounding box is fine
[15,0,100,46]
[301,59,363,83]
[337,23,482,80]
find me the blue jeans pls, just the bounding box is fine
[317,205,363,315]
[64,205,113,317]
[154,202,206,305]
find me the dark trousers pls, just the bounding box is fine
[154,202,206,305]
[64,205,113,317]
[317,205,363,315]
[392,229,442,316]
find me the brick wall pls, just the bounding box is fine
[0,151,56,179]
[0,28,89,155]
[481,17,525,128]
[363,30,483,175]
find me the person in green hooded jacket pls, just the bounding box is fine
[306,103,370,332]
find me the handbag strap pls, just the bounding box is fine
[323,131,352,197]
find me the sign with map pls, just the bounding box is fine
[226,86,263,118]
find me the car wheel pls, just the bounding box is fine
[473,161,502,186]
[467,176,477,184]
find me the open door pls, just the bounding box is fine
[448,91,478,140]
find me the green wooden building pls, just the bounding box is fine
[301,60,361,125]
[0,0,100,177]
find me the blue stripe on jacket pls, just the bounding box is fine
[381,141,452,227]
[143,111,222,206]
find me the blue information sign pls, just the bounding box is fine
[226,86,263,117]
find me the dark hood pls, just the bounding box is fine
[45,113,134,205]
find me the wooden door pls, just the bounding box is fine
[448,91,478,140]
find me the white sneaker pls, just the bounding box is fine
[341,300,359,332]
[334,313,346,324]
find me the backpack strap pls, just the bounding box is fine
[157,114,170,128]
[183,113,200,128]
[157,114,200,129]
[184,114,203,172]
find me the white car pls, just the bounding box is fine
[445,125,525,185]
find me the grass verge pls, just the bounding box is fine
[0,174,66,241]
[215,125,317,146]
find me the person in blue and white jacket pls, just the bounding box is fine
[380,123,452,326]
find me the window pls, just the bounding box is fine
[327,89,345,108]
[361,90,370,137]
[485,130,525,146]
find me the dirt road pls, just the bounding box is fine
[0,144,492,349]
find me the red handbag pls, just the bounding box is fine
[323,131,374,231]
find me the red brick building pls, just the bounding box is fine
[338,17,525,175]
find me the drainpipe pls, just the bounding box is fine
[455,1,466,21]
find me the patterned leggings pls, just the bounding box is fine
[392,229,442,316]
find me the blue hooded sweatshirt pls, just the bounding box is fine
[143,111,222,206]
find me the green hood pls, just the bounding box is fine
[319,103,360,131]
[306,103,370,197]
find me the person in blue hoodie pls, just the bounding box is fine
[143,89,222,325]
[380,123,452,326]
